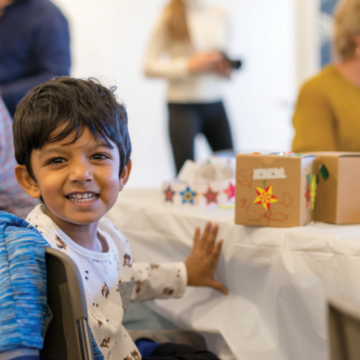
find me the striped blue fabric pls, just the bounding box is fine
[0,212,48,352]
[0,211,102,357]
[88,326,104,360]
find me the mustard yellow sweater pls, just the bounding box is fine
[292,65,360,152]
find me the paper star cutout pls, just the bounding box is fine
[203,187,219,204]
[180,187,196,204]
[311,174,317,210]
[164,186,175,202]
[224,182,235,200]
[305,173,311,207]
[254,185,279,211]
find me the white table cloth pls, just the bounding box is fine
[106,188,360,360]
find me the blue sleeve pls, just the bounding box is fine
[0,8,71,112]
[0,214,48,353]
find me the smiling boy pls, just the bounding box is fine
[12,77,227,359]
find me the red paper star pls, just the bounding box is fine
[224,182,235,200]
[203,187,219,205]
[164,186,175,202]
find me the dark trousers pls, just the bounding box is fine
[168,101,233,174]
[144,343,220,360]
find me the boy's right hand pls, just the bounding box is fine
[185,222,228,295]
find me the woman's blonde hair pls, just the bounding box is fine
[334,0,360,60]
[164,0,191,42]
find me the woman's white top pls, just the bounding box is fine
[143,2,230,103]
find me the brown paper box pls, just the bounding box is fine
[313,152,360,224]
[235,153,316,227]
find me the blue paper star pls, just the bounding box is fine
[180,187,196,204]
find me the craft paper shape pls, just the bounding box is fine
[203,187,219,205]
[253,186,279,210]
[305,173,311,207]
[311,175,317,210]
[180,187,197,204]
[253,168,286,180]
[164,186,175,202]
[224,182,235,200]
[319,164,329,180]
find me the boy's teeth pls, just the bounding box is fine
[69,193,97,202]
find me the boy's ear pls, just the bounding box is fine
[14,165,42,199]
[119,159,132,191]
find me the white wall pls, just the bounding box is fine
[295,0,321,86]
[52,0,319,188]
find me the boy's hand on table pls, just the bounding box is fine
[185,222,228,295]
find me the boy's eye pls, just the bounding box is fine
[48,157,65,164]
[91,153,109,160]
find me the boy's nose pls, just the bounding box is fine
[68,162,93,183]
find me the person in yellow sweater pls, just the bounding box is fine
[292,0,360,153]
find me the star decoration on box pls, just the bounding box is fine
[180,187,196,204]
[254,185,279,211]
[203,187,219,205]
[305,173,311,207]
[164,186,175,202]
[311,174,317,210]
[224,182,235,200]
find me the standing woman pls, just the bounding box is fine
[144,0,234,174]
[292,0,360,153]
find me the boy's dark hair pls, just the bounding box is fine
[13,77,131,179]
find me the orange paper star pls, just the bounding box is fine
[254,185,279,211]
[164,186,175,202]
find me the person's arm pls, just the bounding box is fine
[0,9,70,112]
[143,13,224,80]
[0,96,38,217]
[143,12,189,80]
[0,221,48,359]
[292,80,337,152]
[130,222,227,302]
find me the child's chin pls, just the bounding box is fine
[68,213,103,225]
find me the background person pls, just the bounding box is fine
[144,0,234,174]
[0,96,38,218]
[292,0,360,153]
[0,0,70,116]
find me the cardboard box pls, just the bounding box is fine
[162,158,236,208]
[235,153,316,227]
[313,152,360,224]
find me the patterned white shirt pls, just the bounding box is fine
[27,204,187,360]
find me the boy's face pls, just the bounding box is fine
[18,126,130,227]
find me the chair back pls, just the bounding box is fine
[40,247,94,360]
[328,294,360,360]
